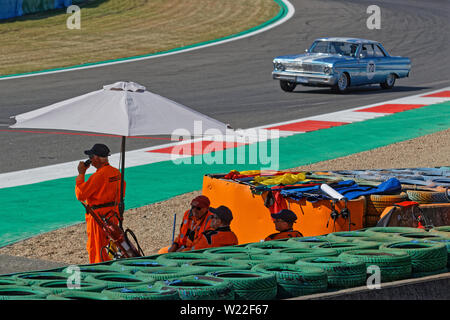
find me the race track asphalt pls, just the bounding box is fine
[0,0,449,174]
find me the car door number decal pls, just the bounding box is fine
[367,60,376,79]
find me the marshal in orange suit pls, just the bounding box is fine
[75,143,125,263]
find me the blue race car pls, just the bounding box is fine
[272,37,411,93]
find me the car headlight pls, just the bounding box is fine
[323,66,332,75]
[274,62,285,71]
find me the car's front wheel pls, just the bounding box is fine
[280,80,297,92]
[380,73,396,89]
[332,73,349,93]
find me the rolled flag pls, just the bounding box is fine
[320,184,346,201]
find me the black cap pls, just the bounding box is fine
[84,144,111,157]
[271,209,297,223]
[209,206,233,225]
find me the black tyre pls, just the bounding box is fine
[156,275,234,300]
[380,73,396,89]
[251,263,327,298]
[381,241,448,274]
[332,72,349,93]
[295,256,367,289]
[206,270,277,300]
[102,286,179,300]
[280,80,297,92]
[339,249,412,282]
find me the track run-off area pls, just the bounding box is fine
[0,0,449,247]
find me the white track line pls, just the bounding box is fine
[1,86,449,189]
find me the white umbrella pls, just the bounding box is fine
[10,81,230,222]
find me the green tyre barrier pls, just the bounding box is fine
[295,256,366,289]
[85,272,155,289]
[206,270,277,300]
[110,258,178,274]
[354,234,410,245]
[156,252,222,266]
[326,230,380,242]
[381,241,448,274]
[272,247,339,259]
[203,247,266,260]
[313,241,380,255]
[339,249,412,282]
[410,267,449,278]
[156,275,234,300]
[134,266,207,281]
[287,235,348,247]
[398,232,449,241]
[422,239,450,267]
[246,240,311,252]
[251,263,327,299]
[33,279,107,294]
[365,227,426,236]
[102,286,179,300]
[0,279,20,286]
[12,271,71,286]
[62,264,123,279]
[0,286,49,300]
[182,260,252,273]
[47,290,112,300]
[227,254,298,267]
[429,226,450,238]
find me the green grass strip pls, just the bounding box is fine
[0,0,288,79]
[0,101,449,247]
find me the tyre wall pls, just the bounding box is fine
[0,0,85,20]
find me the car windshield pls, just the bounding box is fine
[309,41,358,57]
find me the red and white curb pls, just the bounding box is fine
[0,87,449,189]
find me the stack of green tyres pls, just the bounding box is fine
[0,226,448,300]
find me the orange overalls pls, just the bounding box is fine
[190,226,239,251]
[181,211,214,251]
[75,164,124,264]
[264,229,303,241]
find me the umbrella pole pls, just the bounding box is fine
[119,136,126,229]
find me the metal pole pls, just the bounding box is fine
[119,136,126,229]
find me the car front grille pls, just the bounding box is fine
[284,63,323,73]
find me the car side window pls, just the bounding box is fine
[361,44,375,58]
[374,45,386,57]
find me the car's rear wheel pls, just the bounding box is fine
[333,73,349,93]
[380,73,396,89]
[280,80,297,92]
